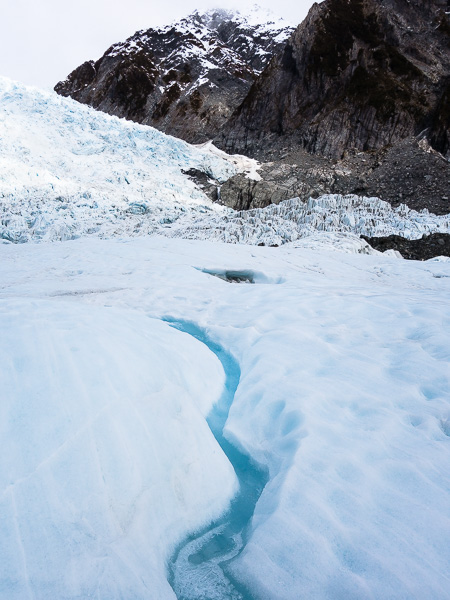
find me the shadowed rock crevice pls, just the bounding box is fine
[361,233,450,260]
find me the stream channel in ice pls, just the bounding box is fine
[164,320,268,600]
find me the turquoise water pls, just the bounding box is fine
[164,320,268,600]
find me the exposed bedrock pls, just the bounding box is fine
[362,232,450,260]
[220,139,450,214]
[220,0,450,160]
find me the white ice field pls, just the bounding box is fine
[1,237,450,599]
[0,76,450,599]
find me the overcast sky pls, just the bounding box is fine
[0,0,321,90]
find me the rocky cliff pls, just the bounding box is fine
[221,0,450,160]
[54,8,293,143]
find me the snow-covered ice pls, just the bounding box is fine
[0,296,237,599]
[1,236,449,599]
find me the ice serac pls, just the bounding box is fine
[54,7,293,144]
[170,195,450,250]
[221,0,450,160]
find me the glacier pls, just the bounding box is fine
[0,76,238,243]
[1,76,450,248]
[1,75,450,599]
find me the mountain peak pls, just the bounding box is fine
[188,4,294,30]
[55,7,294,144]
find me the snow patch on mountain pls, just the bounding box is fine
[113,5,294,76]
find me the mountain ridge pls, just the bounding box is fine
[55,6,294,144]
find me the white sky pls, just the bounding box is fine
[0,0,320,90]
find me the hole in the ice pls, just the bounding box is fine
[439,418,450,437]
[198,268,284,284]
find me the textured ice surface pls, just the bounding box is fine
[0,76,236,243]
[170,195,450,246]
[1,237,449,599]
[0,299,237,600]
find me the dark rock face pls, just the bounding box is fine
[181,168,220,202]
[55,9,293,144]
[220,149,335,210]
[220,138,450,214]
[348,138,450,214]
[221,0,450,160]
[362,233,450,260]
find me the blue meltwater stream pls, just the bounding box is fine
[164,320,268,600]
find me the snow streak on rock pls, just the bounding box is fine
[109,6,293,76]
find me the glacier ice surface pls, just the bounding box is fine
[1,237,450,599]
[1,75,450,600]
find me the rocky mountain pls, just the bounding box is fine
[221,0,450,160]
[55,7,293,143]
